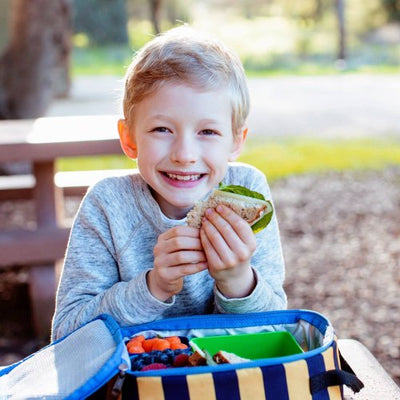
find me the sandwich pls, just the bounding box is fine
[212,350,251,364]
[186,183,273,233]
[189,349,251,366]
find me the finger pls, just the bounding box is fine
[159,262,209,281]
[204,208,247,251]
[164,236,204,253]
[157,250,207,268]
[214,205,254,242]
[200,223,227,270]
[202,215,254,268]
[160,225,200,240]
[175,262,209,277]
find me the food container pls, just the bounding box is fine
[190,331,303,360]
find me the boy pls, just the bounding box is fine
[52,27,286,341]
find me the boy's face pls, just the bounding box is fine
[119,82,245,219]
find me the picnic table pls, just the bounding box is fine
[0,115,124,337]
[339,339,400,399]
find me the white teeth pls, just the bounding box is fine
[166,173,201,181]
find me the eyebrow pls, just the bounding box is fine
[149,114,224,125]
[147,114,173,122]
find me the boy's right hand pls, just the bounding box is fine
[148,226,208,302]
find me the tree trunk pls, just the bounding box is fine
[0,0,72,119]
[0,0,11,54]
[335,0,346,61]
[149,0,162,35]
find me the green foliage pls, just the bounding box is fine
[70,0,400,76]
[73,0,128,45]
[127,20,157,49]
[71,45,133,76]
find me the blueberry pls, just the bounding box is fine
[159,353,170,364]
[131,359,145,371]
[164,348,174,357]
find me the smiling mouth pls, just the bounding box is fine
[164,172,204,182]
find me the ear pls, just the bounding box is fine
[118,119,137,159]
[228,127,248,161]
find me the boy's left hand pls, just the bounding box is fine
[199,205,257,298]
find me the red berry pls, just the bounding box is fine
[173,353,190,367]
[141,363,168,371]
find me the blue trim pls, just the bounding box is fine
[122,309,331,337]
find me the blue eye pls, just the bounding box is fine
[152,127,171,133]
[200,129,219,136]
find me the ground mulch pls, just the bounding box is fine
[0,167,399,386]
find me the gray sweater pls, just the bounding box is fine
[52,163,286,340]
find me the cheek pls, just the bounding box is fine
[203,148,232,174]
[202,140,235,161]
[136,139,165,161]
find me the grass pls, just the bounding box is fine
[57,137,400,182]
[71,45,133,76]
[239,137,400,182]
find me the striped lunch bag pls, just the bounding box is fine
[118,310,363,400]
[0,310,364,400]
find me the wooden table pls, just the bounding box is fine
[0,115,123,337]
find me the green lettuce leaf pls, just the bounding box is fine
[218,183,266,200]
[218,183,273,233]
[250,206,273,233]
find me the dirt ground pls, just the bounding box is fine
[0,167,399,386]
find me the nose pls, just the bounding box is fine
[170,135,197,164]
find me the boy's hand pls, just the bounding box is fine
[200,205,257,298]
[149,226,208,302]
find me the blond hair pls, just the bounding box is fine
[122,26,250,136]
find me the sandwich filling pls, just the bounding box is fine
[186,184,273,233]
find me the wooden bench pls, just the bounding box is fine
[0,115,125,337]
[0,169,137,265]
[0,169,136,200]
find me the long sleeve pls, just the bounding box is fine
[52,178,178,340]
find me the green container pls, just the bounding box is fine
[190,331,303,360]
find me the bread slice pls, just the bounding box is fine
[186,189,271,229]
[213,350,251,364]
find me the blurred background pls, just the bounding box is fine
[0,0,399,386]
[1,0,400,119]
